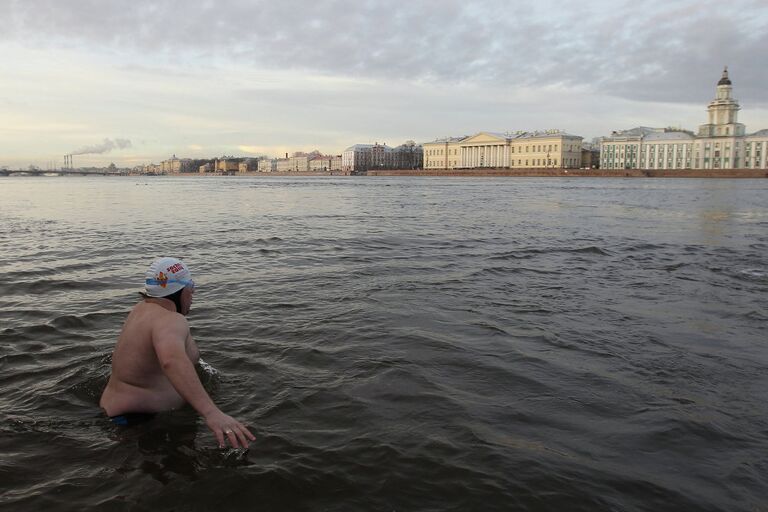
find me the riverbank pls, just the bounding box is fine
[8,168,763,178]
[365,168,768,178]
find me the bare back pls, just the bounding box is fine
[100,300,200,416]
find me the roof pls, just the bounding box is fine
[513,131,581,140]
[748,129,768,137]
[425,136,467,144]
[644,131,695,141]
[343,143,393,152]
[609,127,662,137]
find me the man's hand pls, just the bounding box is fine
[204,409,256,449]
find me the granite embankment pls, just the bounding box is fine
[366,168,768,178]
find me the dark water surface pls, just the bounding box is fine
[1,176,767,511]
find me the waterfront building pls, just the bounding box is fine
[423,131,583,170]
[238,159,259,173]
[161,155,194,173]
[288,155,309,172]
[276,158,291,172]
[341,143,385,173]
[601,68,768,170]
[422,137,464,170]
[581,142,600,169]
[392,141,424,170]
[308,154,345,172]
[258,158,276,172]
[141,163,162,174]
[214,158,240,174]
[745,130,768,169]
[309,156,337,172]
[342,142,424,173]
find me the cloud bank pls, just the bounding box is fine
[2,0,767,105]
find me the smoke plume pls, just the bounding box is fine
[72,138,132,155]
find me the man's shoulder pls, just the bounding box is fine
[135,302,189,330]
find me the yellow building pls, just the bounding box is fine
[214,159,239,173]
[288,155,309,172]
[423,137,463,170]
[423,131,583,170]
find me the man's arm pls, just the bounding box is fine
[152,316,255,449]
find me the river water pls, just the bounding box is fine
[0,176,766,511]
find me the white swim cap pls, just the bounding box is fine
[144,257,193,297]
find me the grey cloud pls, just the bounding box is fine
[4,0,767,105]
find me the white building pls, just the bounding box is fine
[258,159,276,172]
[601,68,768,170]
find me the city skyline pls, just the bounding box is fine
[1,0,767,168]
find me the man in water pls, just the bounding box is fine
[100,257,255,449]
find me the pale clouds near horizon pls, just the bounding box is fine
[1,0,767,167]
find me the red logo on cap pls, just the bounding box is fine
[167,263,184,274]
[157,272,168,288]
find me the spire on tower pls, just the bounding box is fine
[718,66,731,86]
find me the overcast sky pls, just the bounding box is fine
[1,0,767,168]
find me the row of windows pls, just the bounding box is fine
[604,144,694,152]
[601,158,768,169]
[424,158,587,168]
[425,160,459,167]
[510,159,559,167]
[425,144,570,157]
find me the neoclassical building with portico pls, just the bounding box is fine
[423,130,583,170]
[601,68,768,170]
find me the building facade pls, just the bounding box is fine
[288,155,309,172]
[423,131,583,170]
[601,68,768,170]
[276,158,291,172]
[238,159,259,173]
[342,143,424,173]
[160,155,194,173]
[258,159,276,172]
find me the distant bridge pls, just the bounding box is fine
[0,169,127,177]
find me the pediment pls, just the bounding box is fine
[461,132,508,144]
